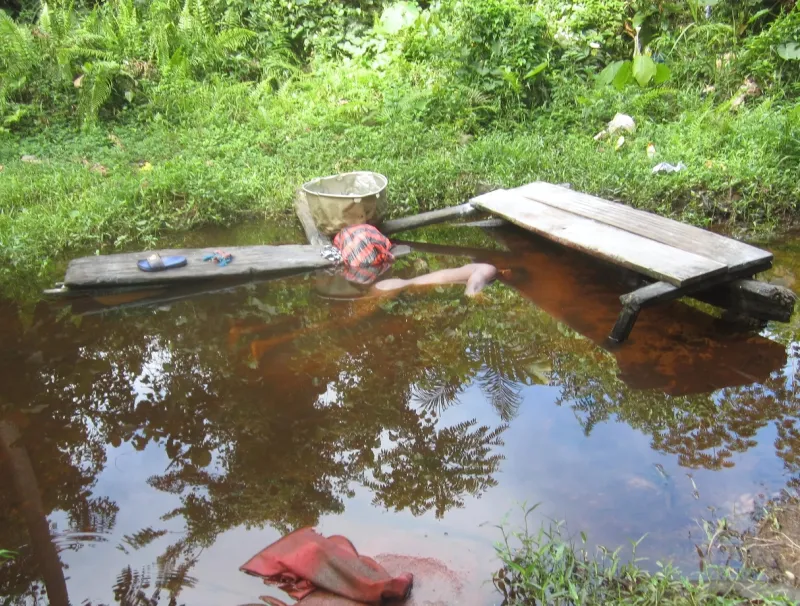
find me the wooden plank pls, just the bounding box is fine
[391,239,511,260]
[515,181,772,272]
[62,244,414,292]
[64,245,334,288]
[452,218,508,228]
[472,190,728,287]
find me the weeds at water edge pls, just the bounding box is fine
[491,504,798,605]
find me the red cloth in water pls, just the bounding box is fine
[333,225,394,268]
[240,528,413,605]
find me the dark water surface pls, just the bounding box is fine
[1,225,799,605]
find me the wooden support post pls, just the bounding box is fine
[693,279,797,322]
[609,303,641,343]
[609,269,792,342]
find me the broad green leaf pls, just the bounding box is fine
[597,60,625,86]
[653,63,671,84]
[632,11,649,30]
[632,54,657,87]
[523,62,548,80]
[379,1,420,35]
[747,8,772,25]
[776,42,800,61]
[612,61,633,90]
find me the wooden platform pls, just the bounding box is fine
[472,182,792,341]
[63,245,335,288]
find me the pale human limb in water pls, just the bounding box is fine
[373,263,498,297]
[248,264,499,362]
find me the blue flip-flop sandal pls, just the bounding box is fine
[137,253,187,272]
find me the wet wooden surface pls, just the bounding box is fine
[515,182,773,273]
[64,245,334,288]
[472,189,727,287]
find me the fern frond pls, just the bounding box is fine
[112,0,142,56]
[193,0,213,32]
[60,46,116,61]
[0,11,38,99]
[38,0,77,44]
[215,27,255,52]
[178,0,194,33]
[78,60,118,122]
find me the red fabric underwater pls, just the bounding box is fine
[333,225,395,269]
[240,528,413,605]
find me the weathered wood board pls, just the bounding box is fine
[472,189,728,287]
[515,182,773,273]
[63,243,416,290]
[64,245,334,288]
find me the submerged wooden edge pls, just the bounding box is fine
[53,244,415,299]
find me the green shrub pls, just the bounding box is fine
[740,6,800,93]
[452,0,552,112]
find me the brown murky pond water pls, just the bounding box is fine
[1,224,799,605]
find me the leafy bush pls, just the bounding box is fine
[0,9,39,130]
[740,6,800,92]
[238,0,382,59]
[452,0,552,111]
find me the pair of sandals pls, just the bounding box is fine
[137,253,187,272]
[137,250,233,272]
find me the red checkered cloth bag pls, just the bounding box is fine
[333,225,395,285]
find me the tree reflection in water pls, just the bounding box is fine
[0,234,798,604]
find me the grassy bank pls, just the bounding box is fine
[1,0,799,289]
[1,73,798,285]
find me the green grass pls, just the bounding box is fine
[492,506,799,605]
[1,61,798,293]
[1,0,799,295]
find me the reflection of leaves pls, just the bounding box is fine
[477,368,522,422]
[412,369,465,414]
[559,344,800,472]
[155,539,199,597]
[367,419,507,518]
[122,528,169,551]
[112,566,158,606]
[68,496,119,536]
[110,557,197,606]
